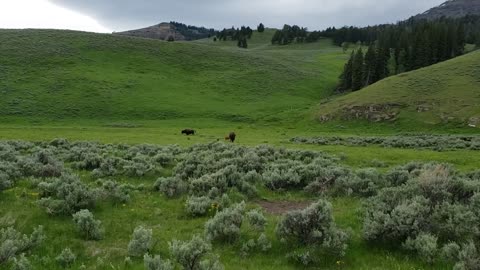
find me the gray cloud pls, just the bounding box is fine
[49,0,446,32]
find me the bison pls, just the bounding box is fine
[181,129,196,136]
[225,132,236,143]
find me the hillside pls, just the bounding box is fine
[0,29,346,125]
[415,0,480,19]
[116,22,216,41]
[316,50,480,127]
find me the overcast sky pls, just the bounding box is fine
[1,0,447,33]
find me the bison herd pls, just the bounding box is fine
[181,129,236,143]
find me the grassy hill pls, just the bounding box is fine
[316,50,480,128]
[0,29,346,126]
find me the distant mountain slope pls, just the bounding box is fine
[415,0,480,19]
[316,50,480,127]
[116,22,216,41]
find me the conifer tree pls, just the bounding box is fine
[397,49,407,74]
[363,45,376,86]
[352,49,364,91]
[257,23,265,33]
[339,51,354,91]
[387,48,397,76]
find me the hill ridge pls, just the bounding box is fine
[415,0,480,19]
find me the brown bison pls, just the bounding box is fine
[225,132,236,143]
[181,129,196,136]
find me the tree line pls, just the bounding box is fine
[169,21,217,41]
[337,16,480,92]
[216,26,254,48]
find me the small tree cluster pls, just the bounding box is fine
[271,24,308,45]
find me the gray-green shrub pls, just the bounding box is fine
[205,202,246,242]
[56,248,76,268]
[246,209,266,231]
[0,226,45,264]
[185,196,212,217]
[364,165,480,265]
[128,226,153,257]
[72,209,104,240]
[144,254,174,270]
[276,200,349,256]
[169,235,212,270]
[37,173,96,215]
[155,177,187,198]
[11,254,32,270]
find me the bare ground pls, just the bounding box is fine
[257,200,312,215]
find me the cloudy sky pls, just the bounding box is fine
[1,0,446,33]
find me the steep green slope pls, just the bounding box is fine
[317,50,480,127]
[0,29,346,124]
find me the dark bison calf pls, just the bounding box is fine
[225,132,236,143]
[181,129,196,136]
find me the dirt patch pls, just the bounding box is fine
[257,200,312,215]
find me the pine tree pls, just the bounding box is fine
[397,49,407,74]
[339,51,354,91]
[387,48,397,76]
[352,49,364,91]
[363,45,376,86]
[257,23,265,33]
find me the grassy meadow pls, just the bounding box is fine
[0,28,479,270]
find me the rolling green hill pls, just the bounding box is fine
[316,50,480,127]
[0,29,346,125]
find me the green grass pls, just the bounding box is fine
[316,50,480,127]
[0,29,345,125]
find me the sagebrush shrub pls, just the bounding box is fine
[102,180,130,204]
[246,209,266,231]
[128,226,153,257]
[276,200,349,256]
[257,233,272,252]
[0,226,45,264]
[185,196,212,217]
[403,233,439,264]
[72,209,104,240]
[0,172,12,191]
[155,177,187,198]
[144,254,173,270]
[56,248,76,268]
[169,235,211,270]
[11,253,32,270]
[205,202,245,242]
[454,242,480,270]
[37,173,96,215]
[363,165,480,265]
